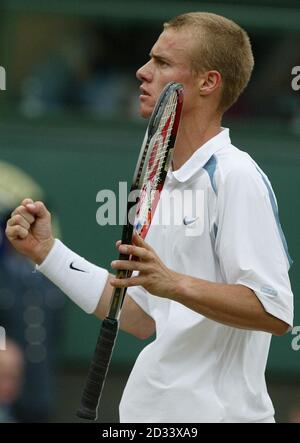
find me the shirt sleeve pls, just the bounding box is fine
[127,272,151,317]
[215,163,294,327]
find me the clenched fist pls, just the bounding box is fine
[5,198,55,264]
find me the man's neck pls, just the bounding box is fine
[172,111,222,171]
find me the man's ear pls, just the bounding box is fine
[198,70,222,96]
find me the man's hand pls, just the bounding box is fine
[110,233,181,298]
[5,198,55,265]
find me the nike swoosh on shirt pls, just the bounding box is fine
[69,262,88,273]
[183,216,199,225]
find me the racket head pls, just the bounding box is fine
[132,82,183,189]
[132,82,184,239]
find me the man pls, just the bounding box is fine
[5,12,293,423]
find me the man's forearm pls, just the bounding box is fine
[93,275,114,320]
[171,275,289,336]
[94,275,156,340]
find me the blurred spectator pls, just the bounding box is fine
[0,339,24,423]
[20,29,132,118]
[288,407,300,423]
[0,160,65,422]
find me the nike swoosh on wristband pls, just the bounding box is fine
[183,216,199,225]
[69,262,88,273]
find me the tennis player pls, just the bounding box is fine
[6,12,293,423]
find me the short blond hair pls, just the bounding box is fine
[164,12,254,113]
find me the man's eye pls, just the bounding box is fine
[158,60,168,67]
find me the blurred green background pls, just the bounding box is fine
[0,0,299,423]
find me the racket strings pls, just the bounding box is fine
[135,91,179,234]
[142,93,177,186]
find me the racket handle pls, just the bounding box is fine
[76,317,118,421]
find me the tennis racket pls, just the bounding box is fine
[77,82,184,421]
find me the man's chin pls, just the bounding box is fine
[139,107,153,119]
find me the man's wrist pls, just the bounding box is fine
[33,237,55,265]
[36,239,108,313]
[166,272,188,302]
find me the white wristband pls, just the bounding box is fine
[36,239,109,314]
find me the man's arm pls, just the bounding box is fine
[94,275,155,340]
[170,277,289,336]
[5,199,155,340]
[111,234,290,336]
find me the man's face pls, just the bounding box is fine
[136,28,200,118]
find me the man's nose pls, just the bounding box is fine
[136,60,153,82]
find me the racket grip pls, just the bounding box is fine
[76,317,118,421]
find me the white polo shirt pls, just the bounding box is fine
[121,128,293,423]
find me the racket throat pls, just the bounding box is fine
[108,286,127,319]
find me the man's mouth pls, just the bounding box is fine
[140,86,151,97]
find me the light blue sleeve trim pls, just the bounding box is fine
[203,155,217,194]
[256,168,293,267]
